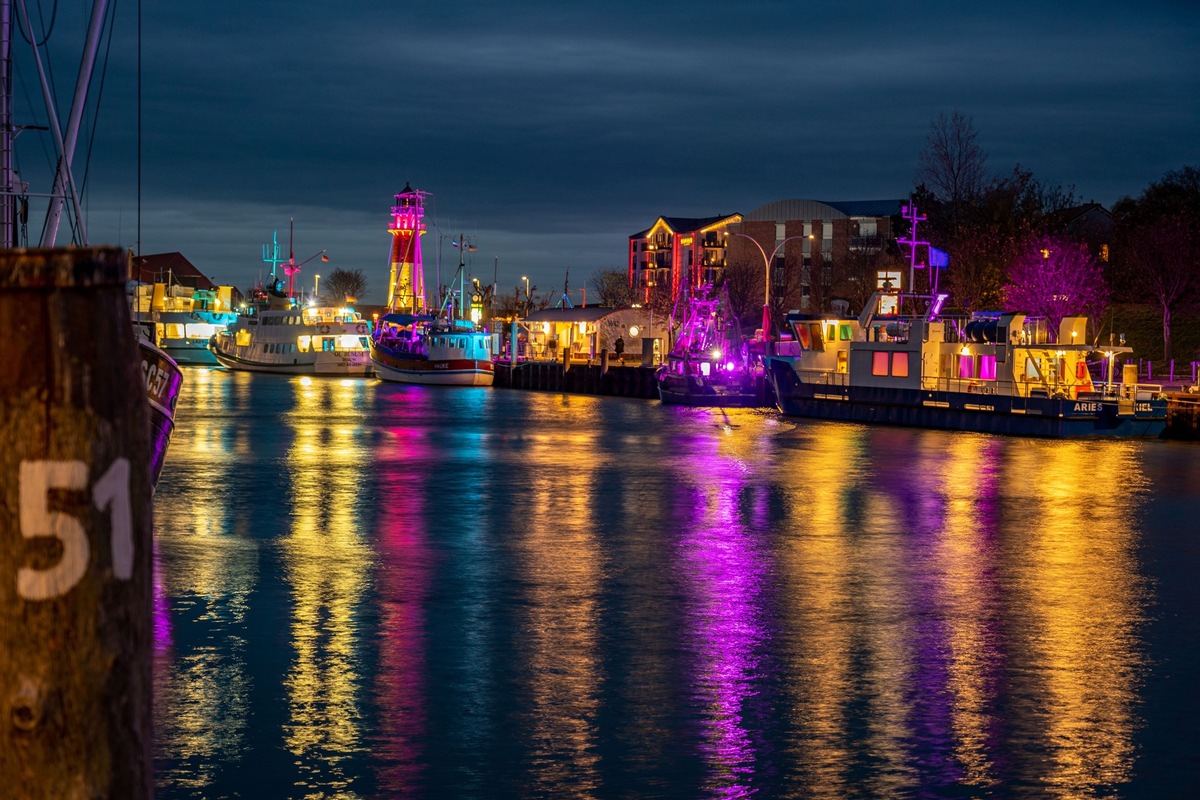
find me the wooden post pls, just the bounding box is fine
[0,248,154,798]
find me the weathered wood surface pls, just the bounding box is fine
[0,248,154,799]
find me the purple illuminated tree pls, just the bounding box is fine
[1004,235,1110,342]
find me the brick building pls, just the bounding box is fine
[628,199,904,315]
[728,198,905,313]
[627,213,742,303]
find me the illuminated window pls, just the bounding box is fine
[959,355,975,379]
[839,324,852,341]
[837,350,848,373]
[979,355,997,380]
[892,352,909,377]
[872,351,889,376]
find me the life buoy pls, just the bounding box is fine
[320,325,330,335]
[356,323,367,334]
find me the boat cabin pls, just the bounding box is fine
[778,290,1133,400]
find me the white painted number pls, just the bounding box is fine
[93,458,133,580]
[17,458,134,600]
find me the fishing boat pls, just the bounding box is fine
[657,283,760,407]
[130,282,238,366]
[369,184,495,386]
[210,284,373,375]
[763,205,1168,438]
[138,335,184,488]
[2,0,184,489]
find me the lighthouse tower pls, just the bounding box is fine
[387,183,428,313]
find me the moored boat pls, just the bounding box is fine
[763,205,1167,438]
[131,282,238,366]
[368,184,495,386]
[211,287,373,375]
[657,283,759,407]
[372,314,496,386]
[136,336,184,488]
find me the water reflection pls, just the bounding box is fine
[279,377,375,795]
[370,417,434,794]
[153,368,261,793]
[773,424,1147,798]
[151,380,1163,798]
[507,394,606,797]
[1005,440,1147,796]
[671,408,772,798]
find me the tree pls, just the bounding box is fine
[717,258,760,332]
[915,110,988,237]
[320,268,367,305]
[1004,236,1110,342]
[588,268,633,307]
[1111,166,1200,360]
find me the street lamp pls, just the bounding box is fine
[313,274,320,305]
[521,275,530,317]
[730,232,808,341]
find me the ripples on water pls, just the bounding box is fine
[151,369,1197,799]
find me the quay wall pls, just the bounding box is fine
[1164,392,1200,441]
[495,363,658,398]
[491,362,1194,439]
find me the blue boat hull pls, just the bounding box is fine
[766,358,1167,438]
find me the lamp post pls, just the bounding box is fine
[313,274,320,305]
[521,275,529,317]
[730,232,807,341]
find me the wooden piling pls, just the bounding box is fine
[0,247,154,799]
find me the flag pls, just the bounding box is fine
[929,247,950,269]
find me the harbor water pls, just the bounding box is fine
[152,369,1200,799]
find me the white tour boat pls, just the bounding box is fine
[211,287,373,375]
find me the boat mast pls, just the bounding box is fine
[39,0,108,247]
[2,0,13,248]
[898,201,929,299]
[1,0,109,249]
[387,183,428,314]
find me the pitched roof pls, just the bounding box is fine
[132,252,214,289]
[744,198,905,221]
[629,214,741,238]
[524,306,622,323]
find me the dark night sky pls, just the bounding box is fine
[9,1,1198,304]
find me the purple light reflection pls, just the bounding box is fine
[675,439,771,797]
[371,425,435,794]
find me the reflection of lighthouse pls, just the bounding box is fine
[387,183,428,313]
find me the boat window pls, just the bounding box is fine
[796,325,811,349]
[872,351,889,376]
[892,352,909,377]
[958,354,975,379]
[839,324,852,341]
[1024,357,1043,381]
[980,355,997,380]
[837,350,848,373]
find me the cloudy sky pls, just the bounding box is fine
[8,1,1198,304]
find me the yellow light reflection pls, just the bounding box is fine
[280,377,374,792]
[507,394,604,795]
